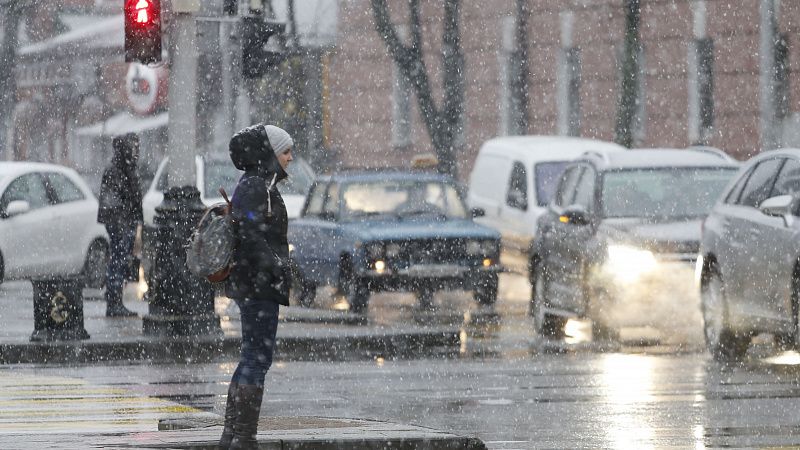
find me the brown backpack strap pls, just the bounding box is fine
[219,187,232,214]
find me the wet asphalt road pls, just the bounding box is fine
[9,261,800,449]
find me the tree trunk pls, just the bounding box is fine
[371,0,464,179]
[0,3,23,158]
[509,0,530,135]
[615,0,640,149]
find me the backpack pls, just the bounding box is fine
[186,187,235,283]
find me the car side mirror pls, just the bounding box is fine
[760,194,794,221]
[5,200,30,218]
[470,207,485,218]
[559,205,590,226]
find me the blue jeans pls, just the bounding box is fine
[105,224,136,304]
[231,298,280,387]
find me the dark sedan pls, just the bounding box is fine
[530,148,739,339]
[288,171,502,313]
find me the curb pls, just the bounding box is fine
[139,416,489,450]
[0,329,461,364]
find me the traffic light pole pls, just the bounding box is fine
[143,0,221,338]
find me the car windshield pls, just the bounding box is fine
[204,160,242,198]
[601,167,737,220]
[340,179,468,220]
[535,161,570,206]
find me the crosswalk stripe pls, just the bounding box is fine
[0,371,212,435]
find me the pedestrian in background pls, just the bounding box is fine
[219,124,293,449]
[97,132,142,318]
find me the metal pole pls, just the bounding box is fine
[143,0,220,338]
[167,7,197,187]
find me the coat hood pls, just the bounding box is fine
[228,124,288,181]
[112,132,139,173]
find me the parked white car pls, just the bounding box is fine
[467,135,625,254]
[0,162,108,287]
[142,154,315,226]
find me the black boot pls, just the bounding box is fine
[106,289,137,317]
[218,382,238,449]
[229,385,263,450]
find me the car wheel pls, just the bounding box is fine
[341,259,369,314]
[290,263,317,308]
[702,267,749,361]
[474,273,498,306]
[532,264,566,339]
[82,240,108,289]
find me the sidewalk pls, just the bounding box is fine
[0,281,461,363]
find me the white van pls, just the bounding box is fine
[467,135,625,254]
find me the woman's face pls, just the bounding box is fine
[277,148,293,170]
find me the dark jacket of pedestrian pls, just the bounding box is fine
[97,133,144,227]
[226,124,291,305]
[98,133,142,317]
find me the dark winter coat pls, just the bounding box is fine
[97,133,143,228]
[226,124,291,305]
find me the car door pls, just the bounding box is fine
[315,182,343,283]
[0,172,54,277]
[499,161,531,251]
[290,181,326,283]
[44,172,93,271]
[541,165,585,312]
[753,158,800,322]
[722,157,785,318]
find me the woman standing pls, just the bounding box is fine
[97,133,142,318]
[219,124,293,449]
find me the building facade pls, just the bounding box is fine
[326,0,800,179]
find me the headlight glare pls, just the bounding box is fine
[606,244,657,283]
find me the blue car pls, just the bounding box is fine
[288,170,502,313]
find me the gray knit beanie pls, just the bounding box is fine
[264,125,293,155]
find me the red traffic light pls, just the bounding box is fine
[126,0,159,26]
[124,0,162,63]
[134,0,152,24]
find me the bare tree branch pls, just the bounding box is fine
[371,0,464,177]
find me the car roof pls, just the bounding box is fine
[747,147,800,162]
[315,169,453,184]
[478,135,626,163]
[0,161,76,179]
[579,148,741,170]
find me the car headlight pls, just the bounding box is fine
[365,242,385,260]
[480,240,498,256]
[466,240,497,256]
[606,244,657,283]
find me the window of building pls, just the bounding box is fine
[688,37,714,144]
[558,47,581,137]
[391,26,412,149]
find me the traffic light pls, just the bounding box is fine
[241,16,286,79]
[125,0,162,64]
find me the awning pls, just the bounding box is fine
[75,111,168,137]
